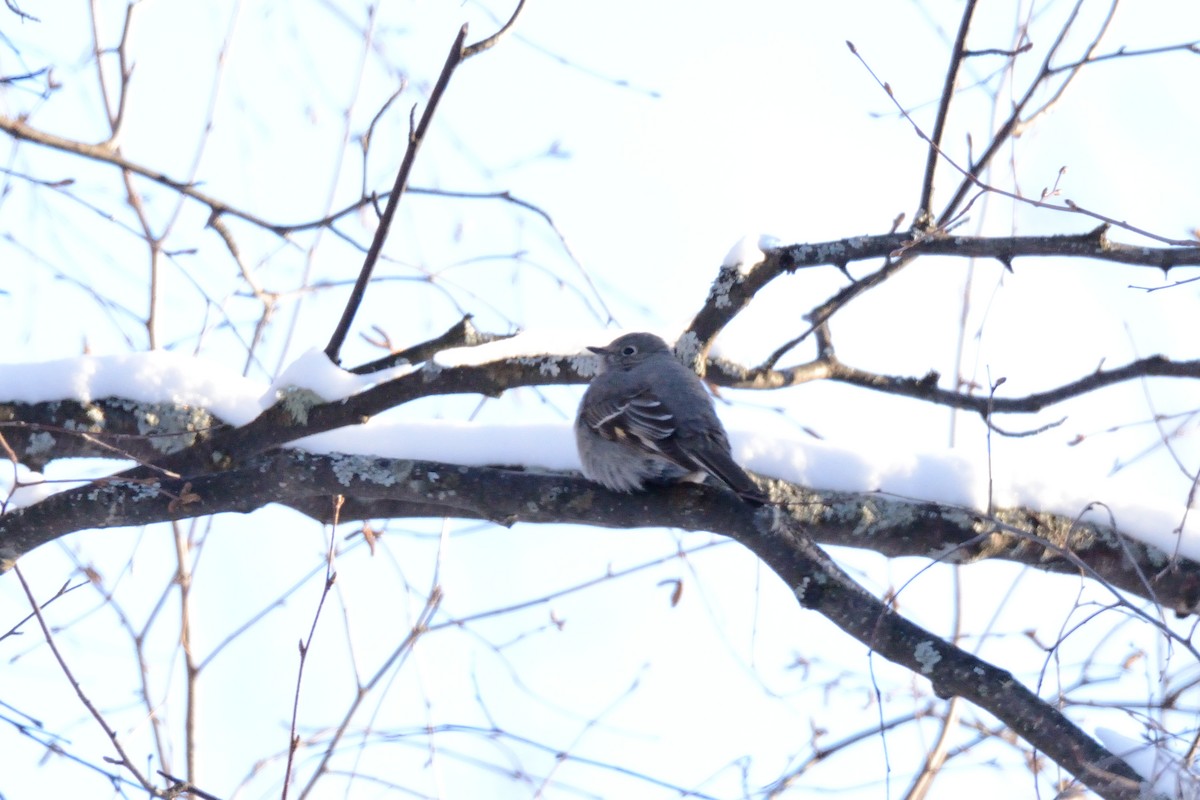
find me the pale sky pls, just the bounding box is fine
[2,1,1200,798]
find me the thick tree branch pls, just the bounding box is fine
[750,511,1146,800]
[0,451,1156,799]
[2,450,1197,614]
[6,348,1197,498]
[0,352,597,491]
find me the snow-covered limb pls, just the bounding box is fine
[720,233,770,273]
[0,448,1152,799]
[2,443,1199,616]
[5,339,1200,607]
[1097,728,1200,800]
[0,327,1191,800]
[0,351,595,489]
[0,318,1196,800]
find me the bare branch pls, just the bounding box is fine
[158,772,224,800]
[915,0,980,228]
[4,0,38,22]
[686,228,1200,360]
[0,113,299,233]
[463,0,527,59]
[324,25,469,362]
[1045,39,1200,75]
[12,564,161,794]
[281,498,340,800]
[349,314,511,374]
[713,351,1200,418]
[849,36,1193,247]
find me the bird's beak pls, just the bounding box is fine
[586,345,609,355]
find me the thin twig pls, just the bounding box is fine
[281,497,343,800]
[848,39,1193,247]
[12,564,160,795]
[0,577,87,642]
[4,0,39,22]
[172,519,200,783]
[1045,39,1200,75]
[295,584,443,800]
[0,113,298,233]
[463,0,527,58]
[158,770,226,800]
[348,314,509,374]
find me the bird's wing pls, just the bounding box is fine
[583,385,768,505]
[582,389,676,444]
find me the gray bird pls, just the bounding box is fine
[575,332,767,504]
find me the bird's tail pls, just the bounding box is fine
[691,448,769,506]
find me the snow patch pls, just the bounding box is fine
[0,352,264,425]
[722,234,767,273]
[268,349,415,404]
[1097,727,1200,800]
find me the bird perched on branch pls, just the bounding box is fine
[575,332,768,505]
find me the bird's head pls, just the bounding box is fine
[588,332,672,371]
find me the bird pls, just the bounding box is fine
[574,332,768,504]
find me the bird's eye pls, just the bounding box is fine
[621,345,637,356]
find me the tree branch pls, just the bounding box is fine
[0,113,294,234]
[324,25,468,363]
[0,451,1160,799]
[749,511,1146,800]
[686,227,1200,356]
[711,352,1200,416]
[2,450,1198,614]
[915,0,979,228]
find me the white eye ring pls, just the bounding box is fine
[621,345,637,356]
